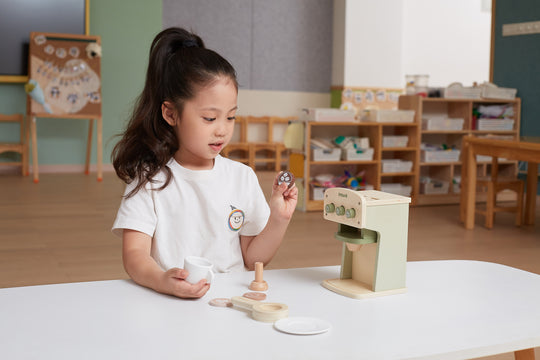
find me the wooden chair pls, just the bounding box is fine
[0,114,28,175]
[222,115,294,171]
[222,143,251,166]
[475,157,524,229]
[250,142,288,172]
[247,116,290,171]
[222,116,250,165]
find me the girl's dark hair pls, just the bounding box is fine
[112,27,238,197]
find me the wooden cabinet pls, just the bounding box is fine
[292,120,419,211]
[291,96,521,211]
[398,95,521,205]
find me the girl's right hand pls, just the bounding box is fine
[160,268,210,298]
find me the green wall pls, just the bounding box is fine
[493,0,540,137]
[0,0,162,166]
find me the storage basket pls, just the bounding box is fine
[382,136,408,148]
[342,148,374,161]
[420,178,449,195]
[367,110,415,123]
[381,159,413,173]
[422,118,464,131]
[312,148,341,161]
[477,119,514,131]
[421,149,461,163]
[481,85,517,100]
[312,186,327,200]
[380,183,412,197]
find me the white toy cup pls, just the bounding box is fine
[184,256,215,284]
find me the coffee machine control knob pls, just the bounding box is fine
[325,203,336,213]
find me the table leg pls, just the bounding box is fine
[85,119,94,175]
[97,117,103,182]
[30,116,39,183]
[460,142,468,223]
[524,162,538,225]
[514,348,535,360]
[464,142,477,229]
[23,114,30,176]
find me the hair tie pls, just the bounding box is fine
[182,39,198,48]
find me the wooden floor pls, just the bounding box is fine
[1,171,539,360]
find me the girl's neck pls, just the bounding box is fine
[173,152,215,171]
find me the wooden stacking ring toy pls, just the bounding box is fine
[209,298,233,307]
[231,296,288,323]
[243,292,267,301]
[249,262,268,291]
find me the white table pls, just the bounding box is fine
[1,261,539,360]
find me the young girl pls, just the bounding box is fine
[111,27,297,299]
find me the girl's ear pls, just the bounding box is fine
[162,101,177,126]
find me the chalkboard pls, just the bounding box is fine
[0,0,86,77]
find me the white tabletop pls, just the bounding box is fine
[1,260,539,360]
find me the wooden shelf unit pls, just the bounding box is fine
[293,121,419,211]
[398,95,521,206]
[292,96,521,211]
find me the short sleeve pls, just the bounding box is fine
[111,181,157,238]
[239,168,270,236]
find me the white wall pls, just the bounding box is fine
[237,89,330,117]
[237,0,491,115]
[401,0,491,88]
[335,0,491,89]
[342,0,404,88]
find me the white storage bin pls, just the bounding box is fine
[383,136,408,148]
[452,179,461,194]
[420,178,449,195]
[381,159,413,173]
[475,155,509,162]
[312,186,327,200]
[342,148,374,161]
[444,82,482,99]
[312,148,341,161]
[476,155,492,162]
[367,109,415,123]
[422,118,464,131]
[481,84,517,100]
[477,119,514,131]
[334,136,369,150]
[301,108,356,122]
[421,149,461,163]
[380,183,412,197]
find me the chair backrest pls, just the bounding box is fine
[0,113,25,144]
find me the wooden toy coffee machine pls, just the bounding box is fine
[322,189,411,299]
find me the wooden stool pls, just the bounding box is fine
[0,113,28,176]
[475,158,524,229]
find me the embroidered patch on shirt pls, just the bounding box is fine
[228,206,245,231]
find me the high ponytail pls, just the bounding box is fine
[112,27,238,197]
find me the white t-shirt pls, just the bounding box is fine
[112,155,270,273]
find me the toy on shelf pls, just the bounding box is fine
[311,170,371,192]
[322,189,411,299]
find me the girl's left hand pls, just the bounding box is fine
[270,171,298,221]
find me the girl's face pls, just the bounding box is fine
[163,76,238,170]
